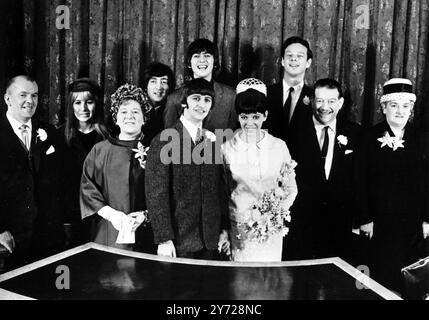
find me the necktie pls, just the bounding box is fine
[284,87,294,124]
[321,126,329,166]
[20,124,30,151]
[195,127,204,144]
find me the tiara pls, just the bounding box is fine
[236,78,267,96]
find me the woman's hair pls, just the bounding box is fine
[185,38,220,80]
[110,83,150,124]
[181,78,215,106]
[235,88,267,115]
[142,62,176,93]
[64,78,108,145]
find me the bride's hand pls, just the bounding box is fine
[218,229,230,256]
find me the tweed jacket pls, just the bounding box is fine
[145,120,227,254]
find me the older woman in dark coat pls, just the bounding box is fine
[80,84,155,253]
[357,78,427,294]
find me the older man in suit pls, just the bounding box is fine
[0,75,64,271]
[283,78,361,262]
[265,36,314,145]
[146,78,228,260]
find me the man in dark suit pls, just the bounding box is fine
[0,75,64,271]
[146,78,228,260]
[283,78,361,262]
[265,36,313,145]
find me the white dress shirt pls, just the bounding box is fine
[313,116,336,180]
[6,111,32,148]
[180,115,202,143]
[282,79,304,121]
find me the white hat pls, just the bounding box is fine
[380,78,416,103]
[236,78,267,96]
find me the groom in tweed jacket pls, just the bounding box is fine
[145,78,228,260]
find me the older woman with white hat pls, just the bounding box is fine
[357,78,426,294]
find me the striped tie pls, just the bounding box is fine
[20,124,30,151]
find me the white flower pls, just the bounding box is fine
[303,96,310,106]
[37,128,48,142]
[204,131,216,142]
[337,135,348,146]
[377,132,404,151]
[132,142,149,169]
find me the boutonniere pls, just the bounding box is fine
[204,131,216,142]
[303,96,310,106]
[337,135,348,147]
[132,142,149,169]
[36,128,48,142]
[377,131,404,151]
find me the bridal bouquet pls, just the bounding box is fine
[237,160,297,243]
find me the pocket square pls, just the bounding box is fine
[345,149,353,155]
[46,145,55,155]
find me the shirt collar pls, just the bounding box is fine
[180,115,202,142]
[283,79,304,92]
[6,111,32,132]
[312,116,336,133]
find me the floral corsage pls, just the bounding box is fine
[377,131,404,151]
[36,128,48,143]
[132,142,149,169]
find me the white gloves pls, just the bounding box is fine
[98,206,128,231]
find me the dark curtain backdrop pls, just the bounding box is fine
[0,0,428,127]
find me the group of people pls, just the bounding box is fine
[1,36,428,296]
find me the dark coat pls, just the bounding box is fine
[356,120,425,292]
[163,81,238,132]
[56,125,106,246]
[284,114,362,261]
[145,120,227,255]
[264,82,313,144]
[0,114,64,266]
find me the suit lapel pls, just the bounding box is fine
[1,115,30,157]
[290,84,311,124]
[30,122,42,173]
[304,120,326,179]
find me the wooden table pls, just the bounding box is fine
[0,243,401,300]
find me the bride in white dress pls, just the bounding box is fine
[219,78,298,262]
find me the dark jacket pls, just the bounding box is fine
[145,120,227,255]
[285,114,362,260]
[355,120,425,292]
[0,114,64,264]
[265,82,313,144]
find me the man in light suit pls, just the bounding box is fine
[265,36,314,145]
[0,75,64,271]
[283,78,361,262]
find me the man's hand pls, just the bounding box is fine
[360,222,374,240]
[218,229,230,256]
[129,211,147,232]
[0,231,15,253]
[423,222,429,239]
[157,240,176,257]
